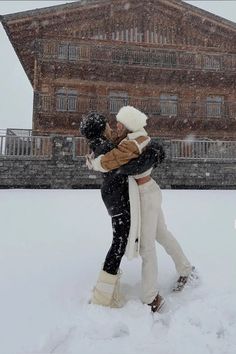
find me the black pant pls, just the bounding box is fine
[103,211,131,275]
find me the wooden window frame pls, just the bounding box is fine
[109,91,129,114]
[206,96,224,118]
[160,94,178,117]
[56,89,78,112]
[58,44,69,60]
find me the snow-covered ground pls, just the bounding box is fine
[0,189,236,354]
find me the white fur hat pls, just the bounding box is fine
[116,106,148,132]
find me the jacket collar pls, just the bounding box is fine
[127,128,148,140]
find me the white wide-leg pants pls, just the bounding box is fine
[139,179,192,304]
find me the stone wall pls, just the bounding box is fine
[152,160,236,189]
[0,136,235,189]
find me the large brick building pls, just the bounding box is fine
[1,0,236,139]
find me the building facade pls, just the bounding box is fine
[1,0,236,139]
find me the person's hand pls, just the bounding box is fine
[86,154,107,172]
[85,152,94,170]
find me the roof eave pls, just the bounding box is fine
[175,0,236,32]
[1,0,236,32]
[1,18,33,86]
[0,0,107,23]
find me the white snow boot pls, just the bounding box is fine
[172,266,199,292]
[111,269,125,308]
[91,270,123,308]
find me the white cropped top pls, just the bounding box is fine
[133,168,153,179]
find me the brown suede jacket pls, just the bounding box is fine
[91,131,151,172]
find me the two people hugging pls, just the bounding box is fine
[80,106,197,313]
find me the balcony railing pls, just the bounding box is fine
[6,128,32,137]
[37,94,236,120]
[1,132,236,161]
[0,135,52,159]
[73,138,236,161]
[170,140,236,160]
[39,39,236,72]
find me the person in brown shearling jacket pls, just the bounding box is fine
[80,111,165,309]
[90,106,197,313]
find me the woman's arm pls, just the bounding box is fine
[117,141,165,175]
[90,136,150,172]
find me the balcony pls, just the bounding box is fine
[39,39,236,72]
[1,129,236,161]
[73,137,236,161]
[0,132,52,159]
[170,139,236,160]
[36,94,236,120]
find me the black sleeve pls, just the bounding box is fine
[117,140,166,176]
[92,140,116,157]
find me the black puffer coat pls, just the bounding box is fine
[89,137,165,217]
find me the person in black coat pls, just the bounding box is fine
[80,112,165,308]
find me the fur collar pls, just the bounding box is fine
[127,129,148,140]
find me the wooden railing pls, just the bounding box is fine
[39,39,236,72]
[0,135,52,159]
[37,94,236,120]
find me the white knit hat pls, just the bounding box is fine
[116,106,148,132]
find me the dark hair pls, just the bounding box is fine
[80,112,107,140]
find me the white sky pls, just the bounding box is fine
[0,0,236,130]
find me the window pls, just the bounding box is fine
[58,44,68,60]
[67,90,78,112]
[58,44,78,61]
[56,89,67,111]
[203,55,221,70]
[160,94,178,116]
[68,45,78,61]
[206,96,224,118]
[56,89,78,112]
[57,43,90,61]
[41,95,51,112]
[109,91,128,114]
[43,42,56,58]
